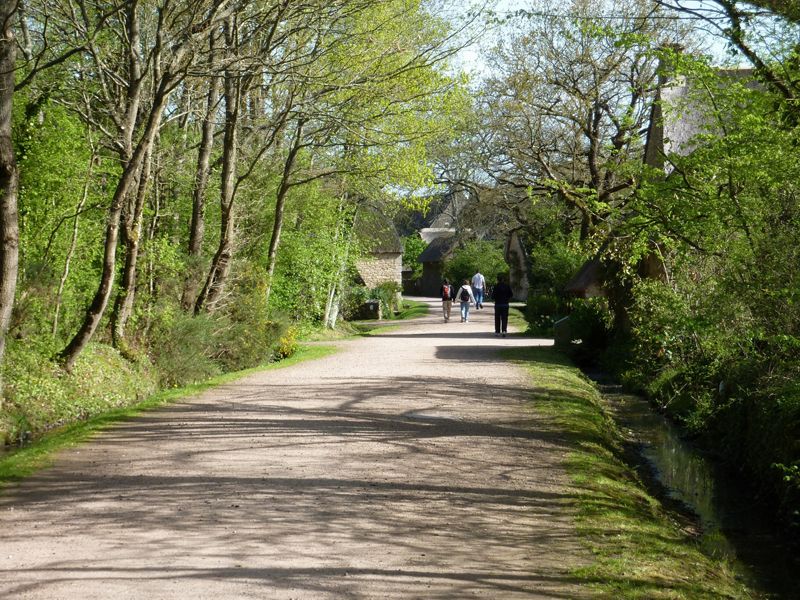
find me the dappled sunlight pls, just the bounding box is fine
[0,301,591,599]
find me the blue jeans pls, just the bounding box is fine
[460,301,471,321]
[474,288,484,307]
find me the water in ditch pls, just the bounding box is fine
[595,379,798,598]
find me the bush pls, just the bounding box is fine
[528,237,584,291]
[565,297,613,365]
[525,292,566,335]
[148,309,223,387]
[370,281,401,316]
[339,284,370,320]
[444,240,507,286]
[215,278,288,370]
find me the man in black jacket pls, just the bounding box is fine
[491,274,513,337]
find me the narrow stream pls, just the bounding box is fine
[593,377,799,598]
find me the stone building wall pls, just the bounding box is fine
[356,253,403,289]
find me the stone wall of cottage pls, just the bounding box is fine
[356,253,403,289]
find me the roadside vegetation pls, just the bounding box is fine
[0,1,461,447]
[507,346,752,599]
[0,343,338,485]
[433,0,800,540]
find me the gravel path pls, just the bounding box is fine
[0,299,591,599]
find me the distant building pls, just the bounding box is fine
[417,234,458,297]
[354,206,403,291]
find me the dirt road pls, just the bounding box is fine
[0,299,590,599]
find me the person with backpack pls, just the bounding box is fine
[492,273,514,337]
[440,278,454,322]
[457,279,476,322]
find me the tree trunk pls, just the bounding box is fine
[111,145,153,350]
[0,4,19,400]
[59,84,171,371]
[264,120,305,307]
[181,31,220,311]
[194,48,239,314]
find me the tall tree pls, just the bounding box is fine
[0,0,19,398]
[57,0,231,370]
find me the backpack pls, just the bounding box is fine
[442,284,452,300]
[460,287,470,302]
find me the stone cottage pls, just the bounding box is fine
[354,206,403,291]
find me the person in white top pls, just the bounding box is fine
[471,271,486,309]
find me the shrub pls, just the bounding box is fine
[525,292,565,335]
[444,240,507,286]
[570,297,613,347]
[215,277,289,370]
[148,309,223,387]
[528,236,585,293]
[370,281,402,316]
[339,284,370,320]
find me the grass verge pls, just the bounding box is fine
[503,345,753,599]
[299,300,430,341]
[0,343,338,485]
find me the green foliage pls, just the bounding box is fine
[13,102,110,339]
[339,283,371,321]
[528,235,585,293]
[524,235,585,333]
[148,308,223,387]
[1,339,157,445]
[147,276,289,388]
[565,297,614,366]
[525,293,565,335]
[402,235,427,280]
[269,186,357,323]
[370,281,402,316]
[443,239,507,287]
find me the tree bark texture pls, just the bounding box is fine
[111,145,153,349]
[0,2,19,399]
[195,43,240,314]
[182,31,221,311]
[59,82,172,371]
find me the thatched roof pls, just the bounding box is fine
[563,259,604,298]
[357,206,402,254]
[418,234,456,263]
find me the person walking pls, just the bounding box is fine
[492,273,513,337]
[440,278,454,322]
[471,271,486,309]
[457,279,476,323]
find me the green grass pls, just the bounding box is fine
[0,343,338,485]
[394,299,429,320]
[348,299,430,336]
[503,346,754,600]
[508,305,529,333]
[298,300,430,340]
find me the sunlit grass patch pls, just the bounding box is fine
[503,345,752,599]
